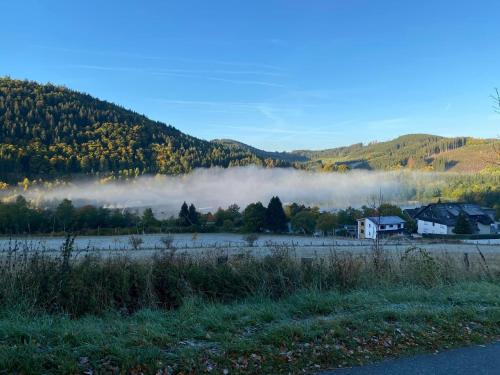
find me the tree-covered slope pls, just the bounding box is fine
[212,139,308,163]
[0,78,271,182]
[293,134,499,171]
[0,78,496,184]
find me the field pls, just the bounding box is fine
[1,233,499,256]
[0,235,500,374]
[3,283,500,374]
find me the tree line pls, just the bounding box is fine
[298,134,471,171]
[0,194,417,236]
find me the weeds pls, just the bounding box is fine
[0,237,498,317]
[243,233,259,247]
[128,235,143,250]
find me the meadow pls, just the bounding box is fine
[0,236,499,374]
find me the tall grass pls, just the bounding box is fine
[0,235,497,317]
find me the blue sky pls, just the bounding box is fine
[2,0,500,150]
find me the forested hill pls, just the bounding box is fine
[0,78,496,185]
[0,78,288,183]
[293,134,499,172]
[212,139,308,163]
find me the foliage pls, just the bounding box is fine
[141,208,158,230]
[178,202,190,227]
[243,233,259,247]
[295,133,492,171]
[128,235,143,250]
[0,78,278,183]
[242,202,267,233]
[265,196,288,232]
[453,212,474,234]
[1,78,498,187]
[1,237,498,318]
[315,212,337,234]
[188,203,199,225]
[291,210,318,234]
[2,282,500,374]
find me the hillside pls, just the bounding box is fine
[212,139,308,163]
[0,78,283,183]
[0,78,497,185]
[293,134,499,172]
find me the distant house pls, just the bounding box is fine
[406,203,495,235]
[357,216,406,239]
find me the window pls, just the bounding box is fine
[380,225,385,229]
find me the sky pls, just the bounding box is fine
[2,0,500,151]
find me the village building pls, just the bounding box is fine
[357,216,406,239]
[405,202,496,235]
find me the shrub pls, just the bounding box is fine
[0,237,496,317]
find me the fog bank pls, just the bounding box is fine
[22,167,421,216]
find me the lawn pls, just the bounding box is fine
[1,282,500,374]
[1,238,499,374]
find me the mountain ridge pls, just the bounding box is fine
[0,78,497,184]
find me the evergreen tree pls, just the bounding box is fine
[55,199,75,232]
[265,196,288,232]
[453,212,473,234]
[141,208,157,229]
[188,204,199,225]
[0,78,282,183]
[179,202,190,226]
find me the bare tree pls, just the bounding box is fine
[160,234,177,257]
[489,89,500,165]
[160,234,175,250]
[128,235,143,250]
[366,189,386,274]
[243,233,259,247]
[492,88,500,113]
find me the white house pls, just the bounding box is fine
[417,219,451,235]
[410,203,495,235]
[357,216,406,239]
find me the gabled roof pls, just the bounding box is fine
[414,202,493,226]
[366,216,406,225]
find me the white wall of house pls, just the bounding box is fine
[477,222,492,235]
[417,220,448,235]
[365,219,377,239]
[358,219,405,239]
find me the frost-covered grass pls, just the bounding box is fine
[1,282,500,374]
[1,238,500,373]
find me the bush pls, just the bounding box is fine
[0,236,495,317]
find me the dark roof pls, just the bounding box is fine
[366,216,406,225]
[403,208,419,219]
[413,203,493,227]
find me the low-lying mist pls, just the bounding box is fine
[20,167,429,216]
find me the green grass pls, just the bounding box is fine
[1,239,499,373]
[1,282,500,374]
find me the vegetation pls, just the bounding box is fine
[0,78,286,184]
[0,238,500,373]
[294,134,500,172]
[212,138,307,163]
[453,212,474,234]
[1,78,498,190]
[0,193,421,236]
[265,196,288,232]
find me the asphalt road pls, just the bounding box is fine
[320,341,500,375]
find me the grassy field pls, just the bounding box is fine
[2,283,500,374]
[0,238,499,374]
